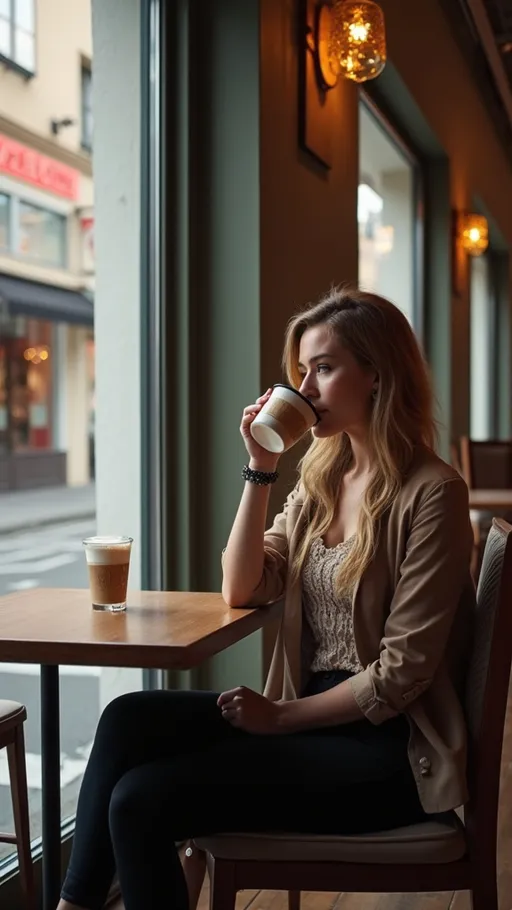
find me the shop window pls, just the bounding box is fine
[18,201,67,267]
[358,100,421,326]
[0,193,9,251]
[0,0,36,75]
[81,64,93,151]
[0,319,53,452]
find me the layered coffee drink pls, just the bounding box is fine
[83,536,133,612]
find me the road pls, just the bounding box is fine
[0,519,98,861]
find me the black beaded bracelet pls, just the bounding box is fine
[242,464,279,485]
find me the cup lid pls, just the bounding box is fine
[272,384,321,424]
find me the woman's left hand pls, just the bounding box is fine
[217,686,282,734]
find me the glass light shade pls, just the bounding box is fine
[329,1,387,84]
[460,214,489,257]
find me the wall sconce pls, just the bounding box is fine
[309,0,387,89]
[459,213,489,257]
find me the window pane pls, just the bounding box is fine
[0,0,149,883]
[470,255,493,440]
[15,0,34,31]
[8,321,52,452]
[81,67,93,148]
[0,193,9,250]
[14,27,34,71]
[0,16,11,57]
[0,1,10,21]
[358,103,416,324]
[18,201,66,267]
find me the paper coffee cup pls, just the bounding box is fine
[250,384,320,454]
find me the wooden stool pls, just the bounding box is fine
[0,700,35,910]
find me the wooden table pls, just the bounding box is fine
[0,588,282,910]
[468,489,512,511]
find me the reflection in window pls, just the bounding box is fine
[358,102,416,323]
[0,0,35,72]
[18,201,67,267]
[0,193,9,250]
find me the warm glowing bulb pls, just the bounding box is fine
[460,214,489,256]
[329,1,387,83]
[349,21,369,42]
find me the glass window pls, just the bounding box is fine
[0,193,9,250]
[14,0,33,30]
[470,255,494,440]
[81,65,93,150]
[0,0,153,894]
[6,320,53,452]
[18,201,67,267]
[0,0,35,72]
[358,101,418,325]
[14,26,34,70]
[0,17,9,57]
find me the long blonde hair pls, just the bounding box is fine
[284,286,437,594]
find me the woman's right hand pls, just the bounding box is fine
[240,389,280,471]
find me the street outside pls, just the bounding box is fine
[0,516,98,862]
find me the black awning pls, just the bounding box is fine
[0,274,94,326]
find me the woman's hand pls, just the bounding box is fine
[240,389,280,471]
[218,686,282,734]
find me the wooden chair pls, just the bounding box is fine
[460,437,512,491]
[0,700,35,910]
[460,436,512,581]
[196,518,512,910]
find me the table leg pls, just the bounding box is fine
[41,664,61,910]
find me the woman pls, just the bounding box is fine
[58,287,475,910]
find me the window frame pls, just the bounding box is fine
[358,92,425,340]
[0,0,36,78]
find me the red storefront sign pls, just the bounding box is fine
[0,134,79,200]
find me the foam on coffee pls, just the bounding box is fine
[84,544,131,566]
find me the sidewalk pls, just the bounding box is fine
[0,483,96,535]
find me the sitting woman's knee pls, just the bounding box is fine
[94,692,142,750]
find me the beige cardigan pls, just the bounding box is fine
[245,447,475,814]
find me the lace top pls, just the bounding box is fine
[302,536,363,674]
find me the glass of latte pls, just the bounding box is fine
[83,536,133,612]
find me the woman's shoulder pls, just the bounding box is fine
[399,446,468,500]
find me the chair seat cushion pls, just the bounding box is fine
[0,700,25,723]
[195,812,466,865]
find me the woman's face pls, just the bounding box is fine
[297,324,376,438]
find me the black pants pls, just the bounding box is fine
[61,671,427,910]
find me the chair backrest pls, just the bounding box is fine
[460,436,512,490]
[464,519,512,845]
